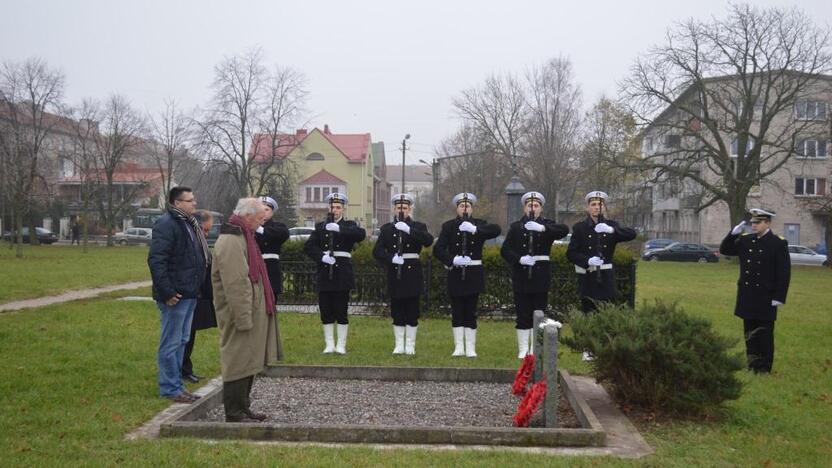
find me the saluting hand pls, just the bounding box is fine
[731,221,746,235]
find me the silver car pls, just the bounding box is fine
[788,245,828,266]
[114,227,153,245]
[288,226,315,242]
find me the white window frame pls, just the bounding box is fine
[795,100,828,121]
[730,136,755,157]
[795,177,825,197]
[795,139,829,159]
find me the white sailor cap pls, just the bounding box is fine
[391,193,414,205]
[750,208,775,221]
[521,191,545,206]
[260,196,278,211]
[326,192,348,205]
[452,192,477,206]
[585,191,608,203]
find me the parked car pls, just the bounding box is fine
[2,227,59,244]
[113,227,152,246]
[484,235,505,247]
[288,226,315,242]
[553,233,572,245]
[788,245,828,266]
[642,238,675,252]
[641,242,719,263]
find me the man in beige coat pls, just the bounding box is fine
[212,198,279,422]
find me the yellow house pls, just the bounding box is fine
[253,125,376,229]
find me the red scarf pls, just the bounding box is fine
[228,214,275,315]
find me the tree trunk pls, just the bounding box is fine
[81,213,89,254]
[14,212,23,258]
[824,215,832,268]
[27,217,40,246]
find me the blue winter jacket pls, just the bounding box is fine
[147,211,207,302]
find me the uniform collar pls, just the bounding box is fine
[757,228,771,239]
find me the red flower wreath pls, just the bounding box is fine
[512,354,536,396]
[512,379,548,427]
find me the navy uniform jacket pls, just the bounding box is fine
[500,216,569,293]
[372,218,434,299]
[433,216,501,296]
[719,230,790,321]
[255,219,290,295]
[303,219,366,292]
[566,216,636,301]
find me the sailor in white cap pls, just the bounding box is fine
[372,193,434,355]
[566,190,636,360]
[719,208,790,374]
[253,196,290,359]
[303,192,366,354]
[433,192,501,357]
[500,191,569,358]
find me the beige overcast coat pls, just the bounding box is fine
[211,224,278,382]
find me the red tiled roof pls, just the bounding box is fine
[299,169,346,185]
[251,127,371,163]
[59,161,163,184]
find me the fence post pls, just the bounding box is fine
[532,310,545,381]
[543,324,559,428]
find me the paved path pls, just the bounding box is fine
[0,280,152,312]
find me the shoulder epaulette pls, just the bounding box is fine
[778,235,785,240]
[741,232,750,236]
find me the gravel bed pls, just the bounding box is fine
[201,377,580,428]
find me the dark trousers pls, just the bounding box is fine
[319,291,349,324]
[513,291,548,329]
[181,325,197,376]
[581,297,609,314]
[391,297,420,326]
[743,319,775,373]
[450,294,478,328]
[223,375,255,421]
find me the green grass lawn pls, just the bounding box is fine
[0,261,830,466]
[0,245,151,303]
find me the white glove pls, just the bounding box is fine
[731,221,746,235]
[256,226,264,234]
[453,255,472,266]
[588,256,604,267]
[391,254,405,265]
[595,223,614,234]
[325,222,340,232]
[524,221,545,232]
[321,254,336,265]
[520,255,536,266]
[394,221,411,234]
[458,221,477,234]
[771,300,783,307]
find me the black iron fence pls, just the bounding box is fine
[277,259,637,319]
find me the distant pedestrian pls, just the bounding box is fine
[71,221,80,245]
[147,186,209,403]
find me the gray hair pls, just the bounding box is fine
[232,197,262,217]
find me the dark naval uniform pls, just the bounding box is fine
[567,216,636,312]
[433,216,501,328]
[500,215,569,328]
[719,230,790,373]
[372,217,434,326]
[303,218,366,325]
[255,219,290,300]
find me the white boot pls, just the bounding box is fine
[516,328,530,359]
[405,326,418,355]
[464,328,477,358]
[335,324,348,354]
[322,324,335,353]
[392,326,406,354]
[451,327,465,356]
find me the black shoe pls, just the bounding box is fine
[226,414,260,423]
[245,410,268,421]
[183,374,200,383]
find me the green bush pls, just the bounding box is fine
[561,300,744,416]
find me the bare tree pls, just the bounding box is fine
[146,99,193,198]
[523,57,583,221]
[0,57,65,257]
[196,48,307,199]
[87,95,147,246]
[620,4,832,224]
[452,73,527,173]
[67,100,103,252]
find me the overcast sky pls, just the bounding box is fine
[2,0,830,163]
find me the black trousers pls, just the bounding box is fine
[182,325,197,376]
[223,375,255,421]
[450,294,478,328]
[319,291,349,325]
[513,291,548,329]
[581,297,611,314]
[743,319,775,373]
[391,297,420,326]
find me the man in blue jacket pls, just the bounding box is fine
[148,186,209,403]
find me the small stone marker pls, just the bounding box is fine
[543,323,559,428]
